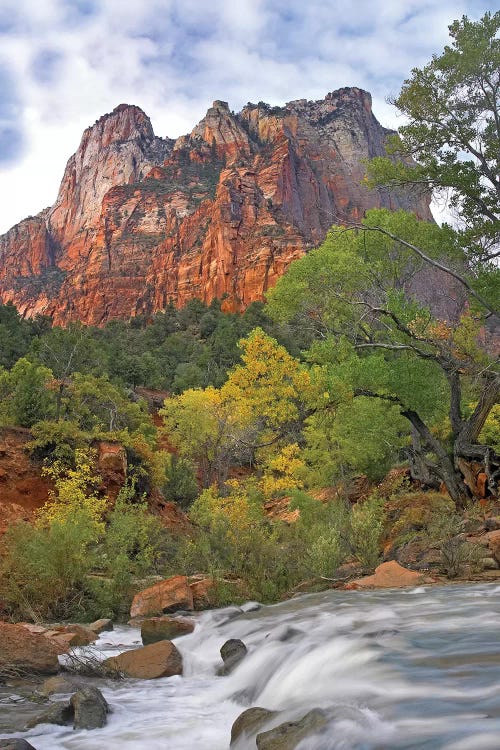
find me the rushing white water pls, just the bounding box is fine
[7,583,500,749]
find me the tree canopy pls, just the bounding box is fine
[268,208,499,506]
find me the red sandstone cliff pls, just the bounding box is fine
[0,88,434,325]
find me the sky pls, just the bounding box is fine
[0,0,493,234]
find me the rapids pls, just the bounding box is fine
[8,583,500,749]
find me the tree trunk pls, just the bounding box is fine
[401,408,470,508]
[454,376,500,496]
[404,427,439,488]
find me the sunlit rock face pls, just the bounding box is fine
[0,89,433,326]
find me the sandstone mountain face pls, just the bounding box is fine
[0,88,433,325]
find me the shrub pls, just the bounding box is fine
[387,492,455,545]
[29,419,90,467]
[0,509,98,621]
[427,512,484,578]
[162,454,199,509]
[38,448,105,537]
[351,496,384,570]
[89,484,164,617]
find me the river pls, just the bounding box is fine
[8,583,500,749]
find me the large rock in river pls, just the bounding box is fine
[141,616,194,645]
[219,639,248,675]
[130,575,194,618]
[103,640,183,679]
[70,686,109,730]
[0,622,59,674]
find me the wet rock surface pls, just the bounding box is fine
[256,709,328,750]
[219,638,248,675]
[70,686,109,730]
[103,640,183,679]
[231,707,278,745]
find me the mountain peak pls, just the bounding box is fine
[0,88,434,326]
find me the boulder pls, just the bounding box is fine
[103,640,183,679]
[141,616,194,645]
[0,741,39,750]
[256,709,328,750]
[45,633,77,654]
[231,707,278,746]
[88,618,113,634]
[70,686,109,730]
[26,701,72,728]
[0,622,59,675]
[345,561,426,590]
[220,639,247,675]
[130,575,194,618]
[189,577,216,609]
[50,624,97,647]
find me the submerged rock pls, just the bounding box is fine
[0,741,39,749]
[219,639,248,674]
[70,686,109,730]
[103,640,183,679]
[256,709,328,749]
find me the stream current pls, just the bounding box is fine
[8,583,500,749]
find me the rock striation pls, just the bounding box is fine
[0,89,432,325]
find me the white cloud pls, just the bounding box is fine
[0,0,491,233]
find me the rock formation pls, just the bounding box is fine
[0,88,432,325]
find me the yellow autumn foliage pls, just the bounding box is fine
[260,443,305,497]
[37,448,106,538]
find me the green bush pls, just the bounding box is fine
[427,512,484,579]
[29,419,90,467]
[350,496,384,570]
[162,454,199,509]
[0,482,165,622]
[86,483,164,618]
[0,508,97,621]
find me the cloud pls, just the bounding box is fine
[0,63,25,165]
[0,0,493,233]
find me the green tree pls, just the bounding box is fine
[64,373,154,437]
[0,358,55,427]
[0,303,35,369]
[268,209,499,506]
[31,323,104,419]
[367,12,500,287]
